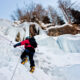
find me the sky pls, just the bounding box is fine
[0,0,79,21]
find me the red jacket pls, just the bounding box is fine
[21,39,34,49]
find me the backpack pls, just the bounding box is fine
[29,37,37,48]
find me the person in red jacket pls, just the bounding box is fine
[13,36,37,73]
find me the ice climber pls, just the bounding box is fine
[13,35,37,73]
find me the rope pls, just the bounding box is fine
[10,57,20,80]
[0,34,14,45]
[0,34,24,80]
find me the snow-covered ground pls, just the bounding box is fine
[0,19,80,80]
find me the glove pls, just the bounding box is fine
[13,45,17,48]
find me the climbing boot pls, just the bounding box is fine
[21,57,28,64]
[30,66,35,73]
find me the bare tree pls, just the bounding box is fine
[11,3,48,23]
[58,0,72,24]
[48,6,64,25]
[11,8,24,21]
[48,6,57,25]
[34,4,48,21]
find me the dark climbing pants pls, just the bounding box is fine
[21,49,35,67]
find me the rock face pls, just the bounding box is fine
[29,24,39,37]
[48,24,80,36]
[34,18,80,36]
[15,32,21,42]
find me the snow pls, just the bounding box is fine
[46,23,72,31]
[57,34,80,52]
[0,19,80,80]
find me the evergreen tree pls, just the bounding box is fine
[57,16,65,25]
[71,9,80,24]
[42,16,51,24]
